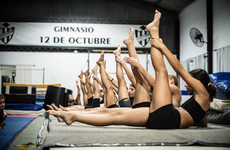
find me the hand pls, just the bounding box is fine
[115,55,124,64]
[150,38,164,50]
[123,55,140,67]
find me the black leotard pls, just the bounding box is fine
[181,96,207,124]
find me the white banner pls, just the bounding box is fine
[0,22,151,49]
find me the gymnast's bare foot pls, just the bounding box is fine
[146,10,161,38]
[96,50,105,67]
[91,64,98,75]
[83,67,90,77]
[78,70,83,78]
[46,103,64,122]
[123,27,134,45]
[47,110,74,125]
[59,105,68,111]
[113,45,121,56]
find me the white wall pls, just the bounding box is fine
[179,0,230,90]
[179,0,230,61]
[213,0,230,50]
[179,0,207,61]
[0,52,88,97]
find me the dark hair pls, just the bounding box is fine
[0,94,6,101]
[130,84,135,88]
[189,69,216,102]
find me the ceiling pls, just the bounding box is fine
[141,0,196,13]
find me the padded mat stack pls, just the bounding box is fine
[2,86,36,104]
[208,72,230,125]
[38,115,230,150]
[43,86,72,110]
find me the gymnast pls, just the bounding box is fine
[84,65,101,109]
[168,74,181,107]
[0,94,7,129]
[113,45,132,107]
[47,10,216,129]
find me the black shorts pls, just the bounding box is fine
[132,102,150,109]
[86,97,93,106]
[145,104,181,129]
[108,104,118,108]
[119,98,131,107]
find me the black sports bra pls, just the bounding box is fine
[181,96,207,124]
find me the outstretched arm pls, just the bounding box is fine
[123,54,155,88]
[107,74,118,88]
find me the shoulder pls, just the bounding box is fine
[170,84,181,93]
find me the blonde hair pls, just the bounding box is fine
[168,74,179,87]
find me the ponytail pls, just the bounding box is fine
[206,81,216,102]
[189,69,216,102]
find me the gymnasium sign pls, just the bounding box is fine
[0,22,151,48]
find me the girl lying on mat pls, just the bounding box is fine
[47,10,216,129]
[0,94,7,129]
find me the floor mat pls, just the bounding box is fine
[40,116,230,149]
[0,115,37,150]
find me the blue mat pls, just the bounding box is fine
[0,116,36,150]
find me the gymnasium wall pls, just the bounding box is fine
[0,0,178,98]
[179,0,230,61]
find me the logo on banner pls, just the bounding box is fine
[135,26,150,47]
[0,22,15,44]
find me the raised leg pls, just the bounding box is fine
[91,64,100,99]
[97,51,116,107]
[146,10,172,112]
[83,67,94,100]
[123,28,150,106]
[78,70,88,106]
[75,80,81,105]
[113,45,130,107]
